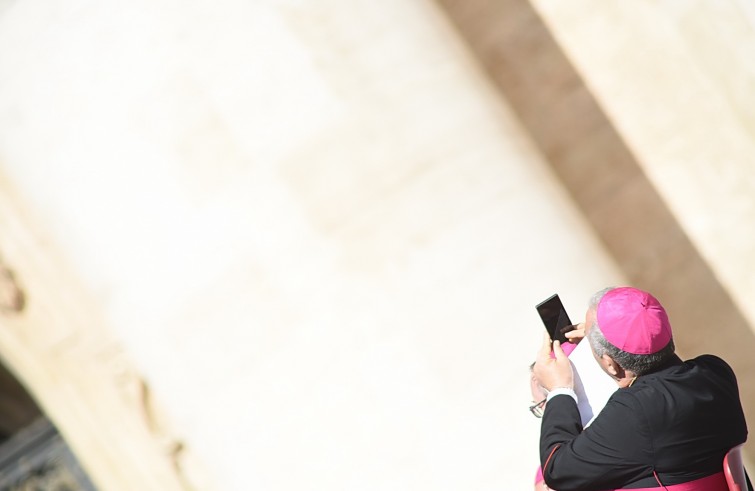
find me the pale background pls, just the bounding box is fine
[0,1,752,490]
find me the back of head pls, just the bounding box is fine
[588,287,675,375]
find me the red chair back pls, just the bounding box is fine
[723,445,747,491]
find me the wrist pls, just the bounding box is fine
[546,387,578,404]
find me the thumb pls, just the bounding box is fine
[552,340,567,361]
[539,331,553,359]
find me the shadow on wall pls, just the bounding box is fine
[436,0,755,459]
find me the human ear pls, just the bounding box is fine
[601,354,621,377]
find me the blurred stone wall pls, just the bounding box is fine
[438,0,755,462]
[0,0,752,489]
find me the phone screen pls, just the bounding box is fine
[536,294,573,344]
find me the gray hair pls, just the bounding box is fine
[586,287,675,376]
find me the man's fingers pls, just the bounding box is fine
[535,332,552,367]
[559,324,577,334]
[564,328,585,339]
[552,340,567,361]
[539,331,553,358]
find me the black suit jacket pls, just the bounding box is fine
[540,355,747,490]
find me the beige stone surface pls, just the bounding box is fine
[0,0,626,489]
[0,182,190,490]
[526,0,755,462]
[532,0,755,330]
[1,0,751,487]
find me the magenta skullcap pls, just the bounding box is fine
[596,287,672,355]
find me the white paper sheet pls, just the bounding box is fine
[568,340,618,427]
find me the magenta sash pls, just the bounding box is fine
[535,470,728,491]
[626,471,728,491]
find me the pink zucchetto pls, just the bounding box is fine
[596,287,672,355]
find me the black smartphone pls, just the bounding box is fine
[536,294,574,344]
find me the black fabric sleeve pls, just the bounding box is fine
[540,392,652,491]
